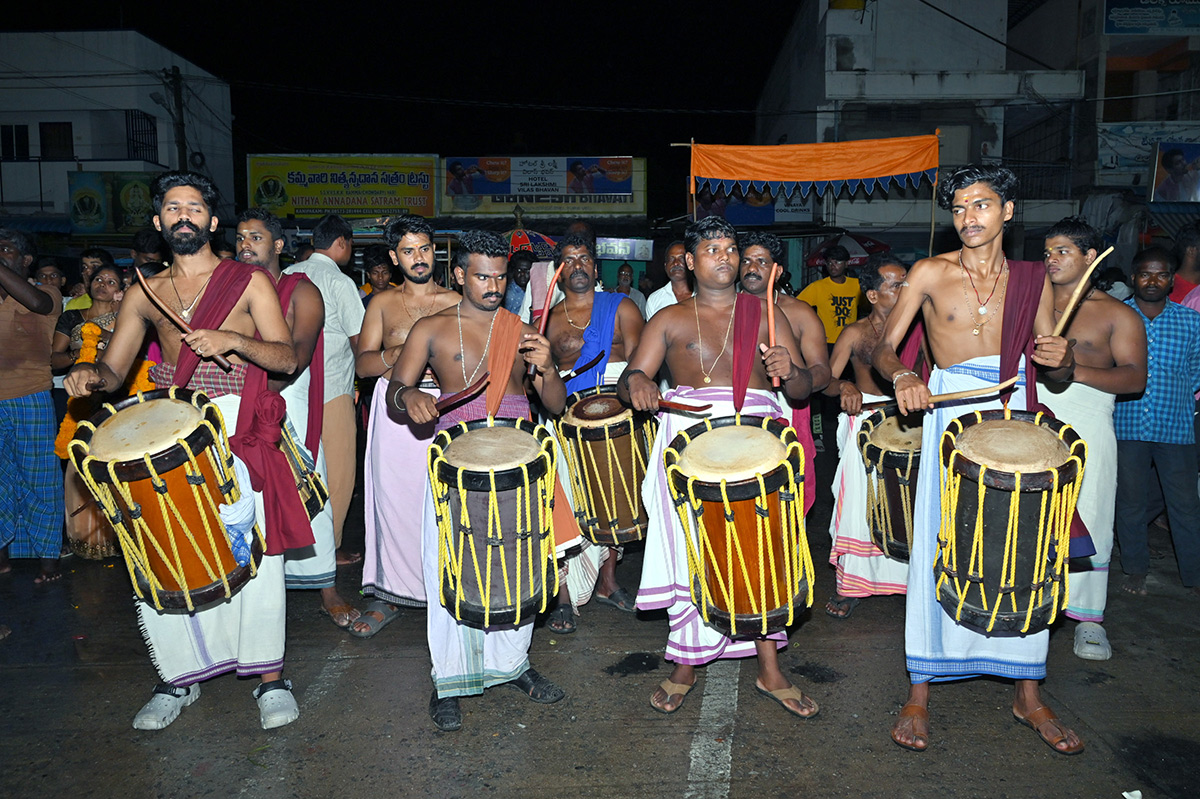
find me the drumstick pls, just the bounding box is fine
[434,371,490,412]
[861,375,1020,413]
[1051,245,1114,337]
[766,264,780,388]
[134,267,233,372]
[527,263,566,377]
[559,350,606,382]
[657,395,710,410]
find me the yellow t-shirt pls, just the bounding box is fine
[798,277,861,344]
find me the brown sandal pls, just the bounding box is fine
[650,679,694,714]
[891,702,929,752]
[1013,705,1085,755]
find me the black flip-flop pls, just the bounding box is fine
[595,587,637,613]
[825,595,861,619]
[547,604,577,634]
[506,668,565,704]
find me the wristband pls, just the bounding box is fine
[891,370,918,388]
[391,384,408,412]
[620,368,646,392]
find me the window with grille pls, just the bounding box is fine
[1,125,30,160]
[126,110,159,161]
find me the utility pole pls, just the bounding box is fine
[166,66,187,171]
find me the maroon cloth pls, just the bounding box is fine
[999,259,1046,414]
[998,259,1095,557]
[167,259,313,555]
[730,292,761,413]
[899,319,929,379]
[275,272,325,456]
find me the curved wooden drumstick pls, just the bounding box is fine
[862,375,1020,413]
[659,399,713,414]
[134,267,233,372]
[527,263,565,377]
[434,372,489,413]
[1051,245,1114,337]
[766,263,780,388]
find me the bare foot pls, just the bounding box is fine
[336,549,362,566]
[1121,575,1148,596]
[34,560,62,584]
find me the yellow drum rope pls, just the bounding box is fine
[861,418,918,558]
[935,410,1086,633]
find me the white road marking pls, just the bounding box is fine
[685,659,740,799]
[302,638,352,711]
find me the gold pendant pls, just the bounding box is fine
[703,375,711,384]
[972,328,980,336]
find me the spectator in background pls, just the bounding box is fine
[131,227,167,269]
[36,260,69,308]
[1173,223,1200,292]
[504,250,535,315]
[294,241,315,263]
[610,262,647,319]
[359,243,396,307]
[65,248,116,311]
[798,244,861,351]
[645,241,692,318]
[210,238,236,261]
[1114,247,1200,599]
[0,228,64,584]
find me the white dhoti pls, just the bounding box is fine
[906,356,1048,683]
[280,371,336,590]
[637,386,788,666]
[1041,380,1116,623]
[363,375,438,607]
[829,393,909,597]
[136,392,286,686]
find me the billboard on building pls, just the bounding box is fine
[67,171,156,235]
[1149,141,1200,202]
[1104,0,1200,35]
[442,157,646,217]
[246,154,438,218]
[1097,122,1200,187]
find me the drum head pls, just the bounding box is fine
[954,419,1068,472]
[868,415,922,451]
[676,426,786,483]
[88,397,203,462]
[564,393,631,427]
[443,425,542,471]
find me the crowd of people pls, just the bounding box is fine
[2,164,1198,755]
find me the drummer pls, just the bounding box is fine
[544,233,645,631]
[618,216,819,719]
[386,229,568,732]
[871,165,1082,754]
[821,253,917,619]
[1040,218,1145,661]
[65,171,304,732]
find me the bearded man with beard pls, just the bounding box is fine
[350,216,460,637]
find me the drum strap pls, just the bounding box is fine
[730,292,760,413]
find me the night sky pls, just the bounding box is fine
[13,3,801,225]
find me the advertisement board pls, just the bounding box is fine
[1149,141,1200,202]
[1104,0,1200,35]
[442,157,646,217]
[247,154,438,218]
[67,171,156,234]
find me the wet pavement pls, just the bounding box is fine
[2,422,1198,799]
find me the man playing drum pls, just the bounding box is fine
[872,165,1082,754]
[1040,218,1146,660]
[65,172,304,731]
[822,253,917,618]
[352,216,459,638]
[386,230,567,732]
[235,208,361,630]
[545,232,645,631]
[619,216,819,719]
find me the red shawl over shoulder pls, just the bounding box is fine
[169,259,313,554]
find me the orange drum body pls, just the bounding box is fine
[664,415,814,639]
[68,388,264,610]
[935,409,1086,636]
[554,386,657,545]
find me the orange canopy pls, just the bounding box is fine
[691,134,939,198]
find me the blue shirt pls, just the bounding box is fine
[1113,298,1200,444]
[503,284,526,316]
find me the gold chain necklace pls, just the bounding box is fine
[457,303,497,386]
[401,287,436,323]
[959,258,1009,336]
[564,300,590,331]
[694,298,736,384]
[170,266,216,322]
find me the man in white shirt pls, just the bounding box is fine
[645,241,692,318]
[284,214,365,562]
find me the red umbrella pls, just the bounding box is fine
[806,233,891,268]
[505,227,557,260]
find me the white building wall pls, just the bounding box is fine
[0,31,233,219]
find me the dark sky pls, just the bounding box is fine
[13,3,801,224]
